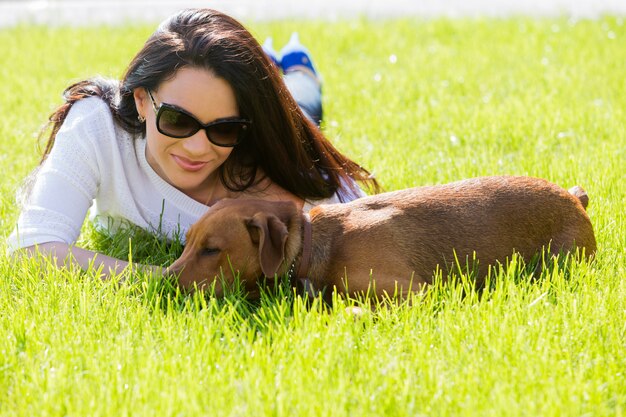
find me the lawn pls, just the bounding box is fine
[1,15,625,416]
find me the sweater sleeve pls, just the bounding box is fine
[6,98,109,252]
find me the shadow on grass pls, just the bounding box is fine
[422,248,595,314]
[81,221,596,334]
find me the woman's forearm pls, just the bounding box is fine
[22,242,163,279]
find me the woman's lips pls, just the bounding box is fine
[172,155,208,172]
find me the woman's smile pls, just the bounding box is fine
[172,154,209,172]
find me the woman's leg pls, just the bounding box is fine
[264,33,323,126]
[284,70,323,126]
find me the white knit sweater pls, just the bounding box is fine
[7,97,346,252]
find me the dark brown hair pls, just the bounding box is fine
[40,8,379,201]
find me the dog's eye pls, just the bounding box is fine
[201,248,220,256]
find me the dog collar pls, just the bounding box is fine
[295,213,312,280]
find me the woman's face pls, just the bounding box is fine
[134,66,240,201]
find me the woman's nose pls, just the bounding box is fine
[181,129,214,155]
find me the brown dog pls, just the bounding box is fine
[168,176,596,298]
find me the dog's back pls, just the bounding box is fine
[308,176,596,292]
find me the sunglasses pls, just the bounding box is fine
[147,90,251,147]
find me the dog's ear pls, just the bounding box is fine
[246,213,289,277]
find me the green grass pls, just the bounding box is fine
[1,16,626,416]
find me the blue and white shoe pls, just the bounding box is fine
[262,37,281,69]
[279,32,318,77]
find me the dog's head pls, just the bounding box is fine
[167,198,303,297]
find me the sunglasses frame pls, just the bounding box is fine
[147,90,251,147]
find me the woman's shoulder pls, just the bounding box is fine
[60,96,113,127]
[56,96,131,148]
[45,96,139,177]
[55,97,114,143]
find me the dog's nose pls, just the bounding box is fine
[165,260,184,278]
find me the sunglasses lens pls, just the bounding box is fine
[155,102,249,146]
[207,121,249,146]
[158,107,199,138]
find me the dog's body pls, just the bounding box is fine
[169,176,596,298]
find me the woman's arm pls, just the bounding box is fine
[8,98,109,253]
[22,242,163,280]
[236,173,306,209]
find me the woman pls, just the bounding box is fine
[8,8,378,277]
